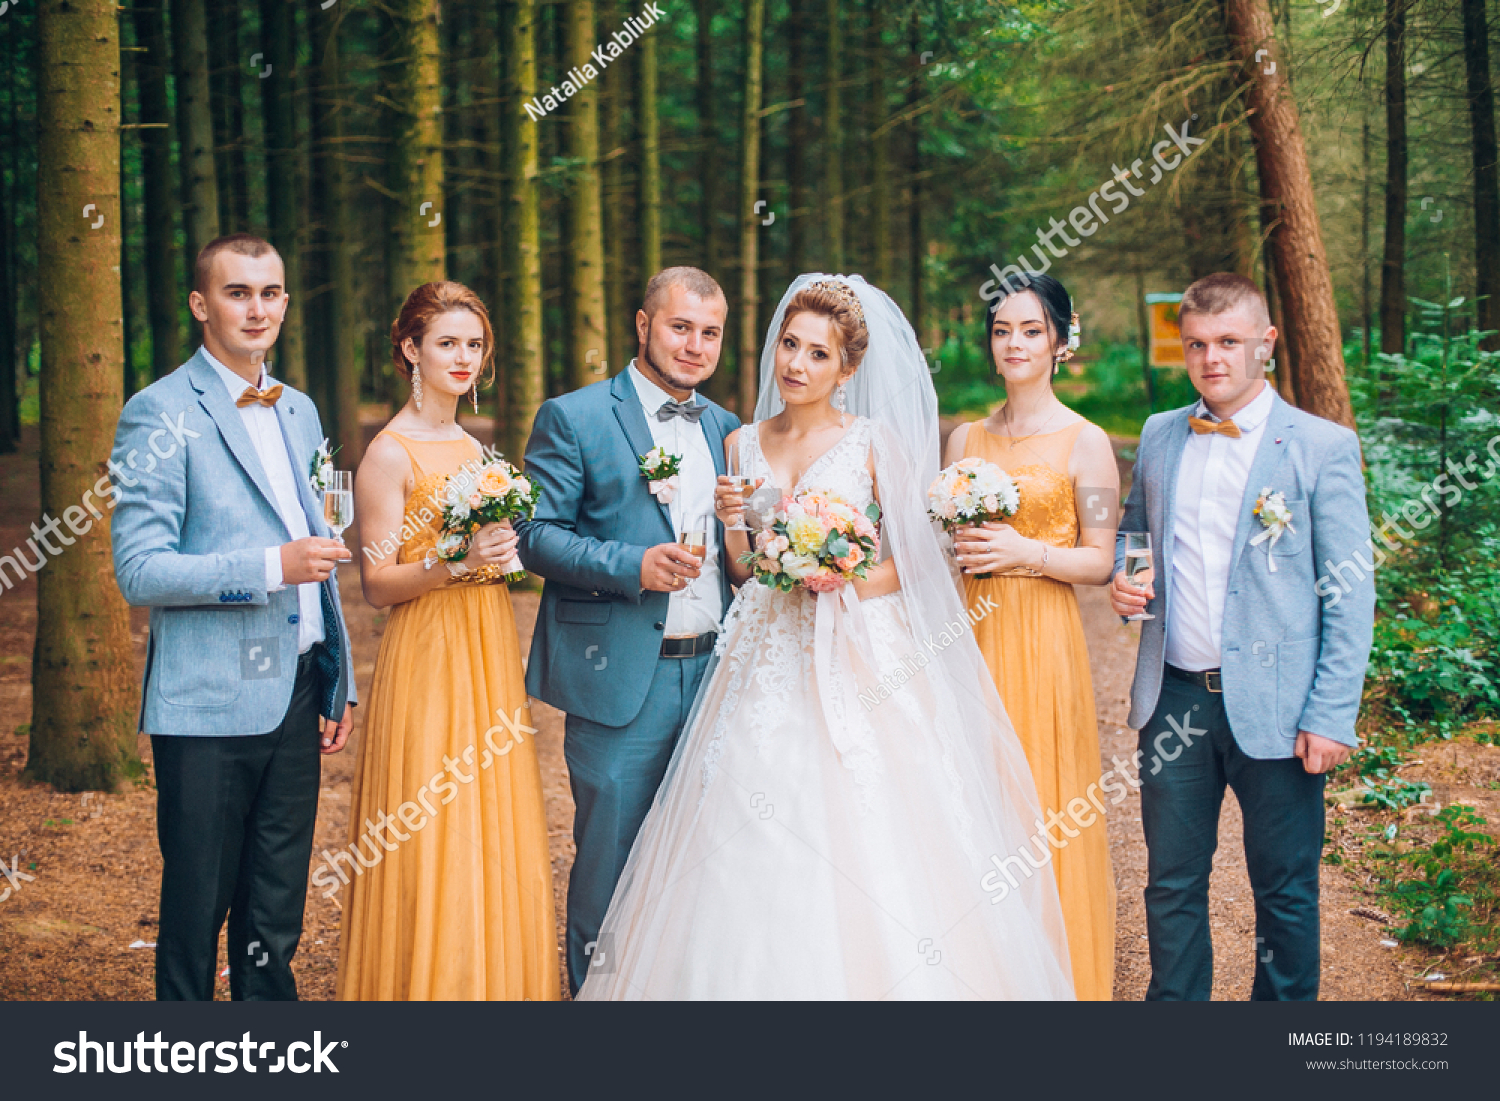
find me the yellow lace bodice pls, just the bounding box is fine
[961,418,1087,550]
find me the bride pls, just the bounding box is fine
[576,275,1076,1000]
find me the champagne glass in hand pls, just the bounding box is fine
[323,471,354,543]
[677,515,709,600]
[1122,531,1154,621]
[725,449,753,532]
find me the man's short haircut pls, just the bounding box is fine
[1178,272,1270,327]
[642,266,726,319]
[195,233,281,296]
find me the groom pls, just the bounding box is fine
[111,233,357,999]
[1110,273,1374,1000]
[517,266,740,994]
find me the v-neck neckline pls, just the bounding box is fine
[753,419,859,496]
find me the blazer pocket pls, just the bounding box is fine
[1275,635,1319,737]
[556,599,613,625]
[155,617,242,707]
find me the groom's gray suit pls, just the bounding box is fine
[516,368,738,994]
[1114,386,1374,999]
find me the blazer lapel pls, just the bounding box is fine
[610,369,674,536]
[1157,407,1192,592]
[188,352,289,537]
[1228,392,1295,578]
[275,399,328,538]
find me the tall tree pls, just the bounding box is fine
[696,0,718,278]
[132,0,182,380]
[0,10,20,453]
[824,0,844,270]
[206,3,249,231]
[30,0,141,791]
[1379,0,1408,355]
[601,0,631,376]
[120,11,140,400]
[259,0,306,390]
[786,0,809,275]
[1460,0,1499,348]
[1227,0,1353,427]
[503,0,545,459]
[637,16,662,282]
[868,0,892,288]
[170,0,219,273]
[389,0,446,300]
[311,0,362,467]
[565,0,608,391]
[738,0,766,418]
[905,11,922,332]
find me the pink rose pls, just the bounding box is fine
[468,493,483,509]
[805,567,845,593]
[835,546,865,572]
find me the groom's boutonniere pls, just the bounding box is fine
[308,438,339,495]
[639,445,683,504]
[1250,486,1295,572]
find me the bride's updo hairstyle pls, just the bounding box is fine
[390,280,497,387]
[778,280,870,372]
[990,272,1072,360]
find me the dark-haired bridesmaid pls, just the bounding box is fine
[945,274,1120,1000]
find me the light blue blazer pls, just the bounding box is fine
[1113,390,1375,758]
[110,350,357,736]
[516,369,739,728]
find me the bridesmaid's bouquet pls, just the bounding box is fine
[739,489,881,594]
[432,455,540,583]
[927,458,1020,532]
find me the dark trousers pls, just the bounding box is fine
[563,650,711,996]
[151,649,323,1001]
[1138,672,1326,1001]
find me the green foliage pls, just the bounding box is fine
[1369,806,1497,950]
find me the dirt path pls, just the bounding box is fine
[0,422,1412,1000]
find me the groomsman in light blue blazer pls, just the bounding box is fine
[1110,273,1374,1000]
[110,235,357,1000]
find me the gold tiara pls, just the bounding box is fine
[807,279,866,328]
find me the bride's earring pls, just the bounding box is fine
[835,381,848,425]
[411,364,424,411]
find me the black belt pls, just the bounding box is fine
[661,632,717,659]
[1165,663,1222,693]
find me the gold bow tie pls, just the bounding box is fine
[1189,415,1240,438]
[237,383,284,408]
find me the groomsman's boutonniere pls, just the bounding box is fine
[1250,486,1295,572]
[308,438,339,494]
[639,446,683,505]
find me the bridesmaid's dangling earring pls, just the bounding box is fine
[470,377,479,415]
[412,364,424,411]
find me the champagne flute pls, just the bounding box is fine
[725,449,752,532]
[323,470,354,544]
[1123,531,1154,622]
[677,515,709,600]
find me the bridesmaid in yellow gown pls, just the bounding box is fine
[946,273,1120,1000]
[337,282,559,1000]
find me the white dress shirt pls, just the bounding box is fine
[1165,380,1273,671]
[627,360,723,637]
[203,347,325,654]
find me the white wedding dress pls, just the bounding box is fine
[576,398,1077,999]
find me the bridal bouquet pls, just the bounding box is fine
[739,489,881,594]
[431,456,540,583]
[927,457,1019,532]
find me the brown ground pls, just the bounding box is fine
[0,417,1461,1000]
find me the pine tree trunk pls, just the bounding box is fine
[170,0,219,277]
[206,3,249,232]
[738,0,765,419]
[482,1,507,402]
[504,0,545,459]
[29,0,142,792]
[565,0,608,392]
[824,0,844,270]
[906,11,922,334]
[120,20,139,400]
[869,1,892,288]
[601,1,630,376]
[389,0,446,300]
[0,12,21,452]
[1461,0,1499,350]
[638,22,662,282]
[696,0,718,277]
[259,0,306,390]
[786,0,809,275]
[1380,0,1408,356]
[312,0,363,468]
[1226,0,1353,428]
[132,0,182,380]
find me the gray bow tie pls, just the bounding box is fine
[655,399,705,423]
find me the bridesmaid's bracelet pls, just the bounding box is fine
[1031,541,1050,576]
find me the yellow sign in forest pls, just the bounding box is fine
[1146,294,1185,368]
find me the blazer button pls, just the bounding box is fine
[653,621,664,630]
[289,614,299,624]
